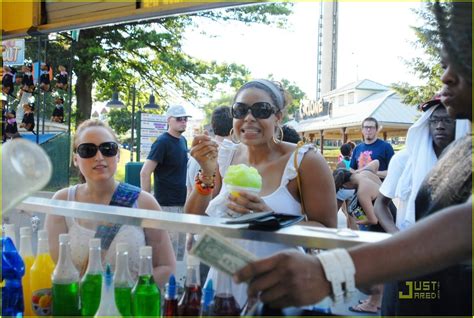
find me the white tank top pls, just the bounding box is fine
[206,143,315,307]
[65,185,146,280]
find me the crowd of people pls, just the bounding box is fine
[1,62,68,142]
[25,0,473,316]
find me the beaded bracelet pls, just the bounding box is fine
[195,170,216,196]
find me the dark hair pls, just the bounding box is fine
[348,141,356,150]
[362,117,379,130]
[340,143,352,158]
[281,125,301,144]
[433,1,472,84]
[211,106,233,137]
[333,168,352,192]
[234,80,291,111]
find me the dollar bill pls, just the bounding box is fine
[190,228,257,276]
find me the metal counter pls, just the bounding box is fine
[17,196,391,249]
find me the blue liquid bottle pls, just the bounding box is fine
[2,236,25,317]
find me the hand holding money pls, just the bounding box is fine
[190,229,257,276]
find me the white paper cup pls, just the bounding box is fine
[226,184,261,197]
[225,185,261,218]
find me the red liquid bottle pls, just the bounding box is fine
[163,274,178,317]
[178,255,202,316]
[213,272,240,316]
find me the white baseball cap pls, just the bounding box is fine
[165,105,192,120]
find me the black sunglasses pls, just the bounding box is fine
[175,116,188,122]
[232,102,279,119]
[75,142,119,159]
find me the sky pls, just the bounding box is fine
[181,1,426,117]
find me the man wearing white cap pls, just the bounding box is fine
[140,104,191,260]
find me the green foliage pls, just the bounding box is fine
[391,3,443,105]
[201,93,235,125]
[107,108,132,135]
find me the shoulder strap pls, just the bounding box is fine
[109,183,141,207]
[293,141,308,221]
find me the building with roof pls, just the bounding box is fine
[297,79,420,153]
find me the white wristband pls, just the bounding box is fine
[333,249,356,300]
[316,251,345,303]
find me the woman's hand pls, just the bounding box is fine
[227,191,272,215]
[190,134,218,174]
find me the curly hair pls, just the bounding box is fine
[433,0,472,84]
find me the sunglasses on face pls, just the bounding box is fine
[174,117,188,122]
[75,142,119,159]
[232,102,279,119]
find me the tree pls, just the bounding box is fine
[391,3,443,105]
[27,3,293,128]
[107,108,132,135]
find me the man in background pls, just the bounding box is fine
[140,104,191,260]
[350,117,394,179]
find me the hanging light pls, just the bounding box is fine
[143,94,159,109]
[106,91,124,108]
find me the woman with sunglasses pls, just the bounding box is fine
[45,119,176,287]
[185,79,337,307]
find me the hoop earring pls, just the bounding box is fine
[273,125,284,144]
[229,128,240,144]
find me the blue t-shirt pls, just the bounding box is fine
[147,132,188,206]
[349,139,394,171]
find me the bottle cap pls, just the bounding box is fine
[139,246,152,257]
[187,254,200,266]
[203,279,215,305]
[116,243,129,253]
[166,274,176,298]
[20,226,32,237]
[89,238,101,248]
[59,233,70,243]
[37,229,48,240]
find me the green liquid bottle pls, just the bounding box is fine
[132,246,160,317]
[80,238,103,316]
[52,282,81,316]
[114,243,134,316]
[52,234,81,316]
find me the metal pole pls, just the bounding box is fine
[67,38,75,184]
[35,36,41,144]
[130,85,136,162]
[41,37,47,135]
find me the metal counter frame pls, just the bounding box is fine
[17,196,391,250]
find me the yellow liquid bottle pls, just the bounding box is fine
[30,230,55,317]
[19,227,36,317]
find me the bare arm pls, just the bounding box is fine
[44,189,70,262]
[183,134,219,215]
[351,200,471,287]
[376,170,388,179]
[300,150,338,228]
[235,200,472,308]
[140,159,157,193]
[137,191,176,287]
[374,193,399,234]
[355,184,378,225]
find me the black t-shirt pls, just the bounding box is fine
[52,106,64,117]
[22,113,35,131]
[2,73,14,95]
[383,136,472,316]
[147,132,188,206]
